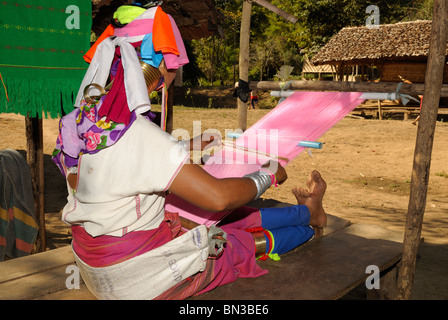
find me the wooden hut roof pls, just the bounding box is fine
[311,20,445,66]
[92,0,223,41]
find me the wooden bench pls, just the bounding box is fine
[0,201,403,300]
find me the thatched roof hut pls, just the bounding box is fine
[311,20,448,83]
[311,20,437,65]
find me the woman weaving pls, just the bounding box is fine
[52,2,327,300]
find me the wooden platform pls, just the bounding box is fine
[191,223,402,300]
[0,201,403,300]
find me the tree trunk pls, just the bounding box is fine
[395,0,448,300]
[237,0,252,131]
[25,116,46,253]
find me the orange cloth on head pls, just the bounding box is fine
[152,6,179,55]
[83,24,115,63]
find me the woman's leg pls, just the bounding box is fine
[158,171,328,298]
[264,225,315,255]
[260,205,311,230]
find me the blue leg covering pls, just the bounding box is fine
[260,205,311,230]
[265,225,315,256]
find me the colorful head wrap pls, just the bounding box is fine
[52,5,188,174]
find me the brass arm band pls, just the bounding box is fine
[243,170,272,200]
[252,231,267,257]
[140,60,163,93]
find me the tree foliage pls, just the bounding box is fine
[184,0,434,85]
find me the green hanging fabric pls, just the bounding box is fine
[0,1,92,118]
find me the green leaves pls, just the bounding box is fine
[185,0,432,84]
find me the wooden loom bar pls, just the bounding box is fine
[395,0,448,299]
[251,0,298,24]
[249,80,448,97]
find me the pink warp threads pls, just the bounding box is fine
[165,91,365,226]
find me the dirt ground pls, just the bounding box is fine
[1,97,447,300]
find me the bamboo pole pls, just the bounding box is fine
[251,0,297,23]
[377,100,382,120]
[395,0,448,300]
[237,0,252,131]
[25,115,46,252]
[248,80,448,96]
[166,82,174,134]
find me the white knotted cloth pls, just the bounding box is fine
[74,35,151,116]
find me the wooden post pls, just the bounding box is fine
[395,0,448,300]
[25,116,46,252]
[237,0,252,131]
[174,66,183,87]
[378,100,383,120]
[166,82,174,134]
[340,63,345,81]
[404,110,410,121]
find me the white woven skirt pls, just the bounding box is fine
[73,225,212,300]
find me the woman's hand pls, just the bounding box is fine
[189,133,221,151]
[262,160,287,185]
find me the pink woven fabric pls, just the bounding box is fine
[165,91,364,226]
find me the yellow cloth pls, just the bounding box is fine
[113,5,146,25]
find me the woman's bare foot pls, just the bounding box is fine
[292,170,327,234]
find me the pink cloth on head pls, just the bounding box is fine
[162,15,189,70]
[113,15,188,70]
[114,19,154,37]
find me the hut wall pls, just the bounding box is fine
[381,62,448,83]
